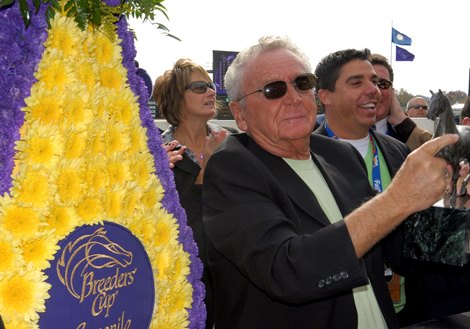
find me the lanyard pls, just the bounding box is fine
[324,122,383,192]
[369,134,382,192]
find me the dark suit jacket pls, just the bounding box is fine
[203,133,402,329]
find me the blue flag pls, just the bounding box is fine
[396,46,415,61]
[392,28,412,45]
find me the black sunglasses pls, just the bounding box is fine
[408,104,428,110]
[377,79,393,90]
[185,81,216,94]
[235,73,316,102]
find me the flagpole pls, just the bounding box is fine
[390,20,393,67]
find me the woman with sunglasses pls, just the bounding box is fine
[153,58,230,329]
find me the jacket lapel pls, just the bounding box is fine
[244,136,331,226]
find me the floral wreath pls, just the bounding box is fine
[0,1,205,328]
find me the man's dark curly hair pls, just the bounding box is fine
[314,48,372,92]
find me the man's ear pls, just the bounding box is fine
[317,89,330,106]
[462,117,470,126]
[230,102,248,131]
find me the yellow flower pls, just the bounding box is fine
[45,205,79,240]
[87,121,107,155]
[131,153,155,188]
[93,32,119,65]
[77,196,101,222]
[91,88,109,119]
[85,159,109,191]
[62,88,92,127]
[107,158,130,186]
[24,85,63,124]
[127,212,156,241]
[21,233,59,270]
[107,89,138,124]
[16,124,61,167]
[0,204,40,241]
[56,166,83,203]
[105,123,130,154]
[36,48,72,90]
[99,66,123,90]
[128,124,148,154]
[46,15,82,56]
[64,130,87,159]
[0,235,20,271]
[155,246,171,280]
[11,167,49,208]
[167,280,192,313]
[104,188,124,218]
[167,245,190,282]
[122,185,142,217]
[154,211,179,247]
[76,60,97,92]
[0,266,50,323]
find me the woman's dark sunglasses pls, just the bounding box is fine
[235,73,316,102]
[377,79,393,90]
[185,81,216,94]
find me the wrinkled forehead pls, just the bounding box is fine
[245,49,309,82]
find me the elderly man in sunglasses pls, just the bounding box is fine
[202,35,459,329]
[370,54,432,151]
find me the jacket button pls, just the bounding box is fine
[318,279,325,288]
[325,276,333,285]
[333,274,341,282]
[340,271,349,279]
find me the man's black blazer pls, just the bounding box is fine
[203,133,402,329]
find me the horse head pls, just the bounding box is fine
[56,227,133,299]
[427,89,458,136]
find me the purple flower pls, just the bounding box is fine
[0,0,48,195]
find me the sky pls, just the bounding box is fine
[129,0,470,98]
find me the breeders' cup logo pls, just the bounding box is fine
[40,222,155,328]
[56,227,135,317]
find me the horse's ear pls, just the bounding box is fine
[430,90,435,96]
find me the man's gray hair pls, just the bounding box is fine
[224,35,312,102]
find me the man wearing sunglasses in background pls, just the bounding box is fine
[371,54,432,151]
[406,96,430,118]
[202,35,458,329]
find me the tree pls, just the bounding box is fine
[445,90,467,105]
[396,88,414,109]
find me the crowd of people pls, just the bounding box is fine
[148,36,470,329]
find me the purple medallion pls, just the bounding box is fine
[40,222,155,328]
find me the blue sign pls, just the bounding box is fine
[40,222,155,328]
